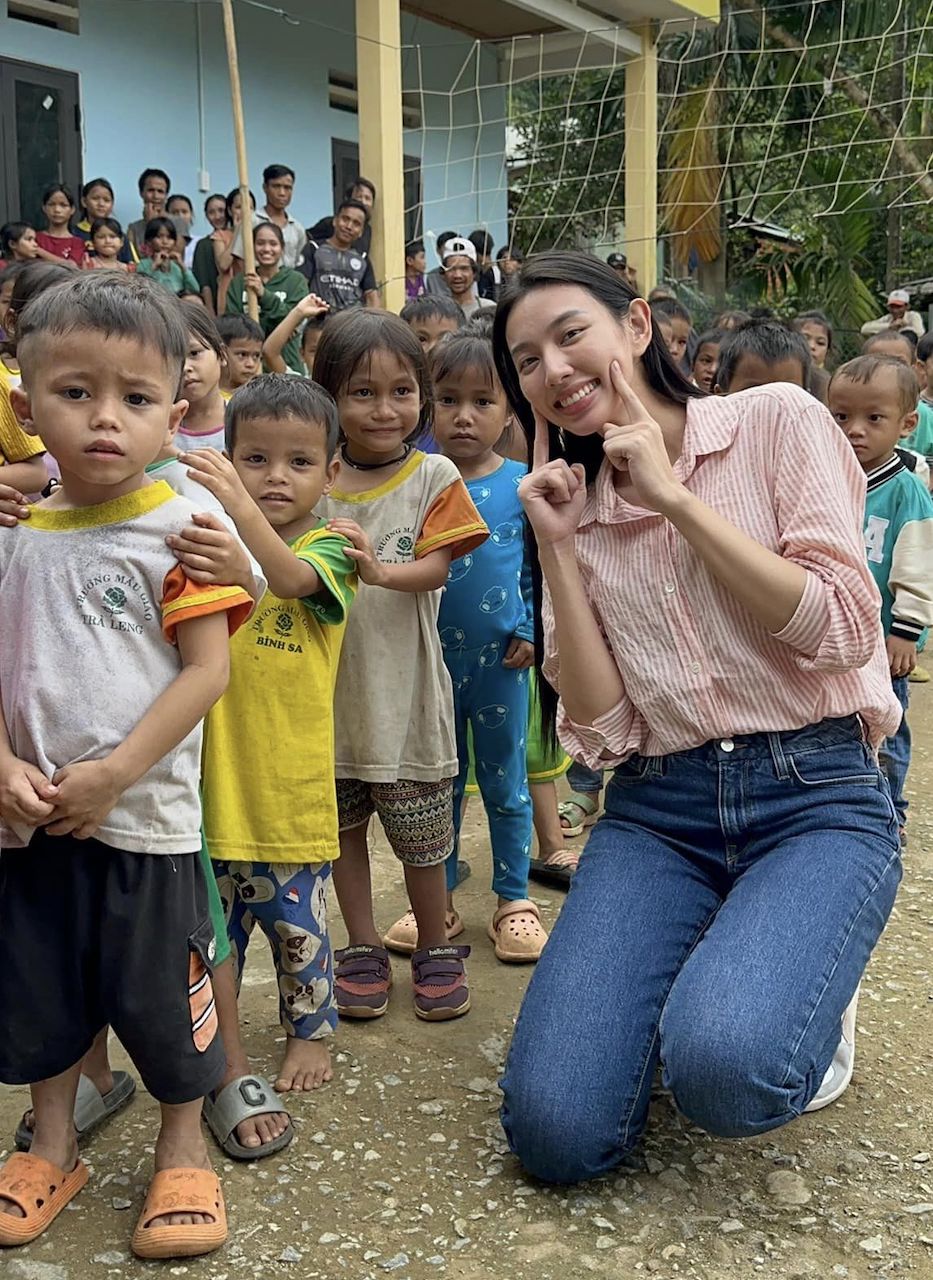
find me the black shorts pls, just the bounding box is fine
[0,830,225,1104]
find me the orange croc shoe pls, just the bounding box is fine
[0,1151,88,1246]
[488,899,548,963]
[131,1167,227,1259]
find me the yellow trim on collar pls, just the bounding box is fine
[26,480,174,531]
[330,450,424,504]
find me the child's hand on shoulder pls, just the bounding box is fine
[502,637,535,669]
[0,483,30,527]
[0,754,59,826]
[45,759,124,839]
[326,518,386,587]
[886,634,917,679]
[181,449,254,522]
[167,512,252,592]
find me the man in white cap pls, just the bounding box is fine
[861,288,926,338]
[442,237,496,321]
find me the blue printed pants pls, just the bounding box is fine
[879,675,910,827]
[212,860,337,1041]
[444,644,532,900]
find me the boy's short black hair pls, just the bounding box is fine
[346,176,376,202]
[225,372,339,457]
[144,216,177,243]
[89,217,124,240]
[651,296,692,325]
[436,231,459,256]
[405,239,425,259]
[263,164,295,184]
[830,354,919,417]
[716,319,811,392]
[464,310,495,340]
[864,328,917,356]
[430,328,499,389]
[138,168,170,195]
[216,314,264,345]
[399,295,464,328]
[468,230,494,258]
[16,271,188,379]
[336,199,369,221]
[916,331,933,363]
[497,245,523,262]
[301,312,330,343]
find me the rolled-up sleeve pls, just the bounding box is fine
[542,581,638,768]
[771,404,882,672]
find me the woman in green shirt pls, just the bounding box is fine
[135,217,201,297]
[225,223,308,372]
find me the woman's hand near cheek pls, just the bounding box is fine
[518,412,587,549]
[602,360,684,515]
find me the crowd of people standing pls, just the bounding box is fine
[0,154,928,1267]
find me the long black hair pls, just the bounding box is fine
[491,251,704,743]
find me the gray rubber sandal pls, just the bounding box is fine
[202,1075,294,1161]
[14,1070,136,1152]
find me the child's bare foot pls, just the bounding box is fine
[214,1056,290,1151]
[275,1039,333,1093]
[148,1124,214,1228]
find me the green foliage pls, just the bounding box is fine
[507,0,933,324]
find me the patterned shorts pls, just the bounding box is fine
[336,777,454,867]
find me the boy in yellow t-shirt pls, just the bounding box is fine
[175,374,356,1137]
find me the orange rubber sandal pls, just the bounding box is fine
[0,1151,88,1247]
[131,1168,227,1260]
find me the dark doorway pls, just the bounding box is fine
[0,58,82,227]
[331,138,422,240]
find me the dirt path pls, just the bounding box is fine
[2,694,932,1280]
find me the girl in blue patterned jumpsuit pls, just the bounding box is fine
[430,330,549,962]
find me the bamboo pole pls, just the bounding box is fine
[221,0,259,320]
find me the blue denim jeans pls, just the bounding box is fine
[567,760,603,795]
[879,676,910,827]
[500,717,901,1184]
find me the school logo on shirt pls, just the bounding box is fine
[251,601,311,654]
[103,587,127,615]
[376,527,416,563]
[76,572,155,635]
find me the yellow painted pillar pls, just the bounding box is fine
[624,24,658,292]
[356,0,405,312]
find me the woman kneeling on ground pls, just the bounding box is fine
[493,252,902,1184]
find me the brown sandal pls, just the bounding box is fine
[487,899,548,963]
[0,1151,88,1246]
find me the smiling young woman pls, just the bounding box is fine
[490,252,903,1184]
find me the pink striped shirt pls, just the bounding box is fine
[544,383,902,765]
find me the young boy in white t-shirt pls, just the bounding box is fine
[0,273,251,1260]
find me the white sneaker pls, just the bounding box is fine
[805,985,859,1112]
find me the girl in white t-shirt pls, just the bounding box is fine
[314,309,487,1024]
[177,304,228,453]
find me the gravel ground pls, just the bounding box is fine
[2,690,931,1280]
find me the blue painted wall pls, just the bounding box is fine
[0,1,508,266]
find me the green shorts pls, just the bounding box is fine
[199,833,231,967]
